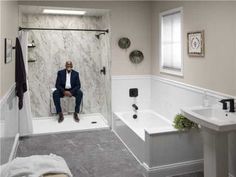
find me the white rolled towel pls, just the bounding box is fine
[0,154,73,177]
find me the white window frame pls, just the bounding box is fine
[159,7,184,77]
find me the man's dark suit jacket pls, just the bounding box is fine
[55,69,81,95]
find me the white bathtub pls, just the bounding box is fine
[113,109,203,177]
[115,110,175,140]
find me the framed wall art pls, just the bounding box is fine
[4,38,13,63]
[187,31,205,57]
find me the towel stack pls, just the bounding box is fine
[0,154,72,177]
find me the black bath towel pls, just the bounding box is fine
[15,37,27,109]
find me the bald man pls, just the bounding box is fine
[53,61,83,123]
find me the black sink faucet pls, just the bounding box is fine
[219,99,235,112]
[132,104,138,111]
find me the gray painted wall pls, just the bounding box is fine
[151,1,236,96]
[0,1,19,165]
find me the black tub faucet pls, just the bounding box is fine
[132,104,138,111]
[219,99,228,110]
[219,99,235,112]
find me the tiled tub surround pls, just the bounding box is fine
[112,75,236,177]
[21,14,111,120]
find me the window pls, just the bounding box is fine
[160,7,183,76]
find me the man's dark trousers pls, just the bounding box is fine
[53,89,83,113]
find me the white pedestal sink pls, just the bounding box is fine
[181,106,236,177]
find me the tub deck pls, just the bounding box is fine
[115,110,176,140]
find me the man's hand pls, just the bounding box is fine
[64,91,72,97]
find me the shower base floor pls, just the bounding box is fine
[32,113,109,135]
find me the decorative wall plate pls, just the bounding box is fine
[187,31,205,57]
[118,37,131,49]
[129,50,144,64]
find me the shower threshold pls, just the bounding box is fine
[32,113,109,135]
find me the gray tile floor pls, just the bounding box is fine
[16,130,203,177]
[17,130,144,177]
[173,172,203,177]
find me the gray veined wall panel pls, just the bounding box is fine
[99,13,112,125]
[21,14,111,119]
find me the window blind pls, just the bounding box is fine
[161,11,182,71]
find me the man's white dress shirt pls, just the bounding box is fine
[65,71,71,89]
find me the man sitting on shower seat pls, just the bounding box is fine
[53,61,83,123]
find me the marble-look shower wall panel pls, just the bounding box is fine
[22,14,110,118]
[100,14,112,125]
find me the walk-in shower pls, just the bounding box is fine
[19,5,111,134]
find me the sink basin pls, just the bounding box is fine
[181,106,236,132]
[182,105,236,177]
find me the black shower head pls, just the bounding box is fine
[95,32,106,39]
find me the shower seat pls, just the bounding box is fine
[50,88,75,115]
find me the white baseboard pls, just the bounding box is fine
[142,159,203,177]
[143,159,203,172]
[8,133,19,162]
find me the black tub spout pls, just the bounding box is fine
[132,104,138,111]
